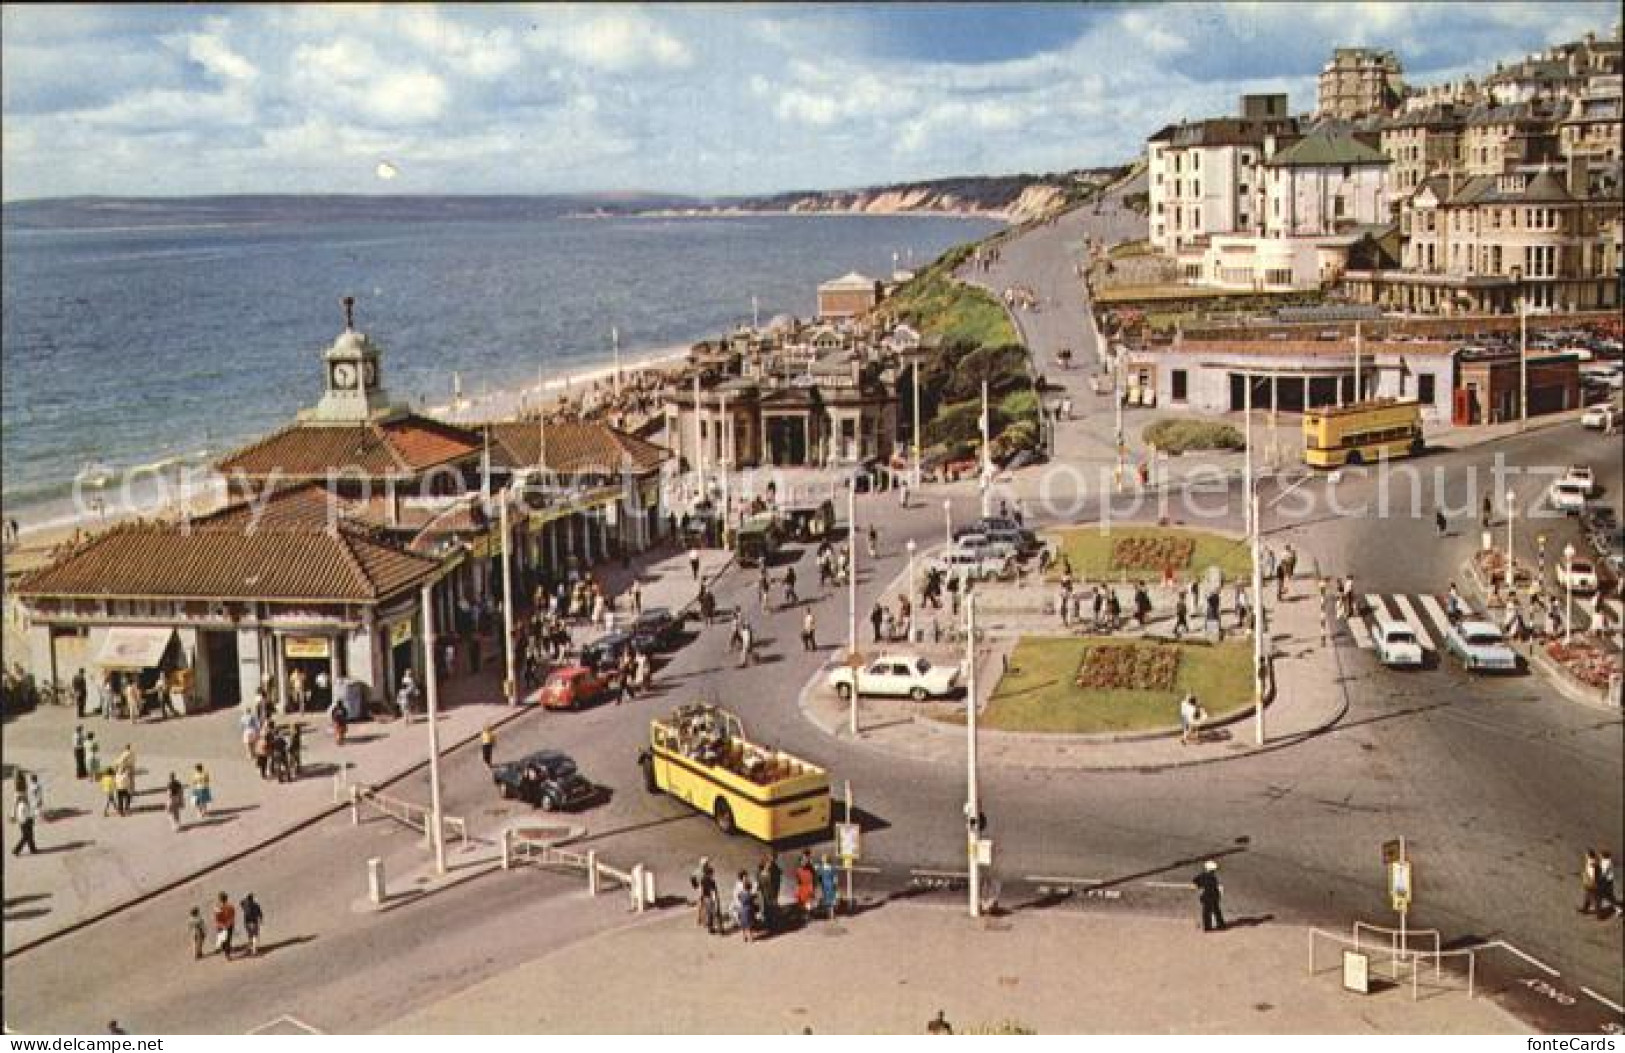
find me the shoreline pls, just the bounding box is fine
[570,207,1010,222]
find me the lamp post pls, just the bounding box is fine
[1563,543,1576,643]
[906,538,918,643]
[964,593,981,918]
[848,480,859,736]
[912,359,923,490]
[719,391,732,550]
[500,490,517,706]
[420,583,447,876]
[1504,488,1516,591]
[943,499,953,548]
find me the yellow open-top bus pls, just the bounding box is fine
[640,703,830,842]
[1303,398,1424,468]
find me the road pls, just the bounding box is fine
[7,184,1621,1032]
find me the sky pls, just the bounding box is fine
[2,2,1618,201]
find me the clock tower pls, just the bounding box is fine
[301,296,405,425]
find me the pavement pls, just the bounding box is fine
[385,900,1525,1034]
[797,545,1347,771]
[0,545,734,952]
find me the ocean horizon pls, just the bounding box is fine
[1,197,997,528]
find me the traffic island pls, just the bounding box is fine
[1042,524,1252,583]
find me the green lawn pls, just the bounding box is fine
[1043,525,1251,583]
[973,637,1254,734]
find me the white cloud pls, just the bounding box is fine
[183,24,257,84]
[530,9,693,72]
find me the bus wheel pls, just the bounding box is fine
[638,752,659,794]
[835,682,853,701]
[1345,450,1364,466]
[714,799,736,836]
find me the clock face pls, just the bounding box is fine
[332,362,358,389]
[362,359,377,388]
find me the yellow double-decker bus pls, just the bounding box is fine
[639,703,830,842]
[1303,398,1424,468]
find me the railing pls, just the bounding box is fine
[349,785,469,852]
[1309,925,1478,1002]
[502,829,657,913]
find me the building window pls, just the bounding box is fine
[1334,195,1347,218]
[1171,370,1189,402]
[1417,374,1436,405]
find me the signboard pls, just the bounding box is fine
[1389,860,1412,912]
[389,619,414,647]
[284,636,331,660]
[836,822,861,863]
[975,838,994,867]
[1342,950,1371,994]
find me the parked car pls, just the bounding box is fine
[628,607,681,652]
[951,531,1018,561]
[1373,618,1425,668]
[1580,404,1620,431]
[932,547,1014,582]
[970,521,1042,557]
[1557,557,1600,595]
[578,631,635,671]
[1442,619,1520,673]
[827,654,962,701]
[539,664,618,710]
[492,749,597,811]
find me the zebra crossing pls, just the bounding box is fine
[1337,592,1462,653]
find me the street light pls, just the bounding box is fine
[420,582,447,876]
[943,499,953,548]
[500,489,517,706]
[847,480,860,736]
[1504,488,1516,591]
[1563,543,1576,643]
[906,538,918,643]
[1510,264,1527,432]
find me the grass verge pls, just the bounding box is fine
[1042,525,1251,582]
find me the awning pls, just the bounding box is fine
[96,627,178,670]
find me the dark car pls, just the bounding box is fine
[578,631,635,671]
[629,607,681,652]
[492,749,597,811]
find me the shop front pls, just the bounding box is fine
[280,633,340,714]
[96,625,192,716]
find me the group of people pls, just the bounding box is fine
[190,891,265,961]
[868,594,916,644]
[1579,848,1620,919]
[691,851,842,940]
[1054,573,1243,640]
[1001,284,1039,312]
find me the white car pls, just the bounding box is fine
[1373,619,1425,668]
[933,547,1014,581]
[951,531,1018,561]
[1442,619,1520,673]
[1580,404,1620,430]
[1556,557,1599,595]
[1559,466,1597,496]
[1549,479,1590,514]
[827,654,962,701]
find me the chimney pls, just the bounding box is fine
[1568,153,1587,198]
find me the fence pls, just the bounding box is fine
[1309,924,1478,1002]
[502,829,657,913]
[349,785,469,852]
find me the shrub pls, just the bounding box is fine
[926,400,1009,447]
[1142,417,1245,454]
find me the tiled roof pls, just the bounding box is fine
[1452,170,1574,205]
[197,483,365,532]
[16,521,438,602]
[1148,118,1299,149]
[215,414,481,480]
[485,421,668,476]
[1267,129,1389,167]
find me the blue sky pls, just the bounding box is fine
[2,2,1617,201]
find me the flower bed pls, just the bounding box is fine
[1076,645,1181,692]
[1110,536,1194,572]
[1544,639,1622,690]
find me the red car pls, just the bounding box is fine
[539,664,617,710]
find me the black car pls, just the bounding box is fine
[629,607,681,652]
[492,749,597,811]
[578,631,635,671]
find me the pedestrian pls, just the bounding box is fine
[213,892,236,959]
[1580,848,1601,914]
[113,757,134,817]
[191,763,212,818]
[634,650,652,693]
[73,724,88,780]
[1173,593,1189,639]
[1481,495,1492,528]
[288,723,303,778]
[733,871,757,942]
[1598,851,1618,917]
[239,893,263,956]
[739,624,754,668]
[1133,583,1152,627]
[688,545,701,581]
[480,725,495,768]
[11,791,38,855]
[330,697,348,746]
[817,855,839,919]
[1435,509,1447,537]
[71,668,88,719]
[99,767,118,817]
[1179,694,1199,746]
[1236,583,1251,628]
[783,565,798,606]
[795,852,816,917]
[1059,587,1071,628]
[188,907,207,960]
[253,729,272,780]
[870,602,884,643]
[1205,590,1223,640]
[1193,860,1225,932]
[240,705,260,761]
[867,524,878,560]
[165,772,185,832]
[763,853,783,932]
[801,610,817,651]
[1340,577,1356,620]
[630,580,643,617]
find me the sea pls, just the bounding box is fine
[1,197,997,531]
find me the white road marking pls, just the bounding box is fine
[1347,615,1373,649]
[1392,594,1436,650]
[249,1015,324,1035]
[1473,939,1561,976]
[1024,875,1108,886]
[1581,986,1625,1016]
[1416,594,1452,641]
